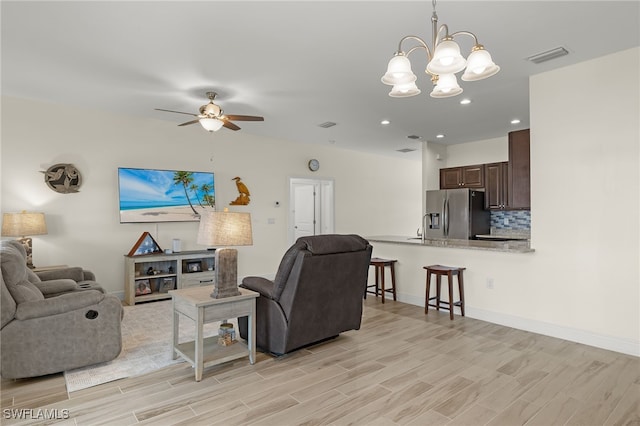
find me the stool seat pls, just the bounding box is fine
[366,258,397,303]
[423,264,466,320]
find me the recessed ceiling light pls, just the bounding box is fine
[511,119,521,124]
[436,134,445,139]
[460,99,471,105]
[381,119,390,125]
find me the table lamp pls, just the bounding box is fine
[1,211,48,269]
[196,209,252,298]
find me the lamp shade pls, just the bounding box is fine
[1,212,48,237]
[430,73,463,98]
[461,46,500,81]
[197,211,252,247]
[427,39,467,75]
[389,81,421,98]
[200,118,224,132]
[381,53,417,86]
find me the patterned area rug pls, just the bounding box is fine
[64,300,225,392]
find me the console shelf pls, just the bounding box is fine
[124,250,215,305]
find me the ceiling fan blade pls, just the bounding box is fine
[178,119,200,127]
[223,114,264,122]
[155,108,198,117]
[222,120,241,131]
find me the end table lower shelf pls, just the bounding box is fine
[174,337,249,369]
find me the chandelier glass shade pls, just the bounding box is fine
[381,0,499,98]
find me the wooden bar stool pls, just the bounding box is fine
[365,258,397,304]
[423,265,466,320]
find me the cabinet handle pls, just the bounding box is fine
[200,279,213,284]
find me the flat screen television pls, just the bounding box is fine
[118,167,215,223]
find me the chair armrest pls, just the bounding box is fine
[15,290,104,320]
[241,276,275,299]
[36,267,85,282]
[33,279,79,296]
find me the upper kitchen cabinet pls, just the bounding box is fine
[484,162,509,210]
[440,164,484,189]
[508,129,531,209]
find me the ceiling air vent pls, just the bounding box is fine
[527,47,569,64]
[318,121,337,128]
[407,135,422,140]
[397,148,417,153]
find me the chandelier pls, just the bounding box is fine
[381,0,500,98]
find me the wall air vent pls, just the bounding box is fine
[527,47,569,64]
[397,148,417,153]
[318,121,337,128]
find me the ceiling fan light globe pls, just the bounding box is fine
[461,47,500,81]
[200,118,223,132]
[427,39,466,75]
[381,54,417,86]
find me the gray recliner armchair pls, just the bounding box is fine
[1,240,123,379]
[239,234,372,355]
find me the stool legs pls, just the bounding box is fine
[425,273,431,314]
[458,271,465,317]
[447,271,454,320]
[389,262,397,301]
[367,259,397,304]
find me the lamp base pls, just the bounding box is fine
[17,237,36,269]
[211,248,241,298]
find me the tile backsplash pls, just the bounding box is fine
[491,210,531,230]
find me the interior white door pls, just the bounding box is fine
[292,182,316,240]
[289,178,334,244]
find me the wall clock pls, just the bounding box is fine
[308,159,320,172]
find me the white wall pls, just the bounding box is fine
[1,96,422,295]
[375,47,640,356]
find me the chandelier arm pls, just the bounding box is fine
[398,35,433,60]
[449,30,480,46]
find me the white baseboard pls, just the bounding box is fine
[396,293,639,357]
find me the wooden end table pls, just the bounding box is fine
[169,286,259,382]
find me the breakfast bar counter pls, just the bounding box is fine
[366,235,534,253]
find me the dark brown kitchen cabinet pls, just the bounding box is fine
[484,162,509,209]
[508,129,531,209]
[440,164,484,189]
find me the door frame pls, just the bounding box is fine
[288,177,335,245]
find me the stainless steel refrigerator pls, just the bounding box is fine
[424,188,490,239]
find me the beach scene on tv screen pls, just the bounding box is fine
[118,168,215,223]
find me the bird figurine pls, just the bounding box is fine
[230,177,250,205]
[41,163,82,193]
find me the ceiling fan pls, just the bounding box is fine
[155,91,264,132]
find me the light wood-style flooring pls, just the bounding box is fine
[2,298,639,425]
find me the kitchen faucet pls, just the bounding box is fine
[421,213,429,243]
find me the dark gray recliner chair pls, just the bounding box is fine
[239,234,372,355]
[1,240,123,379]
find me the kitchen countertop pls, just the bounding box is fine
[366,235,535,253]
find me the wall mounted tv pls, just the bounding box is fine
[118,167,215,223]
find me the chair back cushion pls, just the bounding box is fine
[0,243,45,304]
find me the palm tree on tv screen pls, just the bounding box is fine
[189,183,204,208]
[173,171,198,215]
[200,183,215,208]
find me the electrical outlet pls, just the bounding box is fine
[486,278,494,289]
[503,218,509,225]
